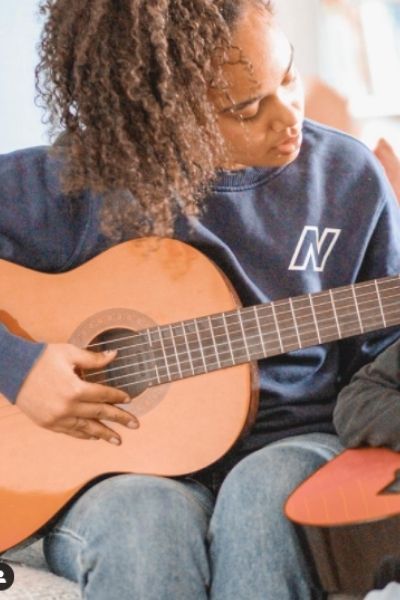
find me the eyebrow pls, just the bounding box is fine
[220,44,295,114]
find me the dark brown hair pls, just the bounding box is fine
[35,0,273,237]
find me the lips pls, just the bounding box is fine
[274,133,302,155]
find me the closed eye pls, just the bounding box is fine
[237,107,261,121]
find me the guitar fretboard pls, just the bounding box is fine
[86,275,400,391]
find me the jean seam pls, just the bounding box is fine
[173,486,214,518]
[182,478,215,515]
[46,526,86,546]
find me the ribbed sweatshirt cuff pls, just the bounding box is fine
[0,326,46,403]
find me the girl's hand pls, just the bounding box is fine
[15,344,139,445]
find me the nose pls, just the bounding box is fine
[270,98,302,136]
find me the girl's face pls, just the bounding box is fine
[209,3,304,170]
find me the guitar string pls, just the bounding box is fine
[0,283,398,418]
[84,282,400,359]
[84,278,400,350]
[87,286,400,362]
[93,313,400,390]
[83,286,400,381]
[81,290,400,386]
[83,301,400,389]
[85,296,400,385]
[1,292,397,420]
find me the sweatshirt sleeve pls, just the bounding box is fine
[0,146,106,405]
[0,324,46,403]
[333,338,400,450]
[0,147,104,405]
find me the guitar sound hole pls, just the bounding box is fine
[83,328,150,399]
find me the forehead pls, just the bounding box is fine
[220,6,291,99]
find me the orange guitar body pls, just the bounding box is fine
[0,238,257,552]
[286,447,400,527]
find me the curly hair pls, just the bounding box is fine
[35,0,274,238]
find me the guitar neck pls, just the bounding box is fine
[141,275,400,386]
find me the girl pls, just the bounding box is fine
[1,1,400,597]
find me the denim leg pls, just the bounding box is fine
[43,474,214,600]
[209,432,344,600]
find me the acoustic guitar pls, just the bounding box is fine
[0,237,399,553]
[286,447,400,594]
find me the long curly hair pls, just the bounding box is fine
[35,0,273,237]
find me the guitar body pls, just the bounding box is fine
[0,237,256,551]
[286,448,400,594]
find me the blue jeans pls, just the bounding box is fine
[43,432,344,599]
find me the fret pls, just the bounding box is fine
[178,322,195,376]
[196,317,219,371]
[182,320,206,375]
[226,310,250,363]
[210,314,234,368]
[253,306,267,357]
[146,328,168,384]
[237,311,252,361]
[375,279,387,328]
[351,284,364,333]
[221,312,235,364]
[168,323,187,379]
[193,319,208,372]
[379,276,400,326]
[144,329,159,385]
[289,297,302,348]
[354,281,385,332]
[330,286,362,338]
[329,289,342,338]
[207,315,221,369]
[270,302,284,353]
[272,299,299,352]
[168,324,183,379]
[308,294,321,344]
[255,304,283,356]
[291,295,320,347]
[311,290,341,343]
[157,326,172,379]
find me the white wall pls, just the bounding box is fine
[275,0,321,77]
[0,1,48,153]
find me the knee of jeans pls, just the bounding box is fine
[45,476,209,576]
[80,474,209,537]
[217,440,337,508]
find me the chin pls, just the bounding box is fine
[266,147,301,167]
[226,147,301,170]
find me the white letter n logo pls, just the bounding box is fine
[288,226,341,272]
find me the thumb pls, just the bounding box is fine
[71,347,118,370]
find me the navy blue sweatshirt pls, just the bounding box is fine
[1,120,400,458]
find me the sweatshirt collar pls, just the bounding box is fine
[213,165,286,190]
